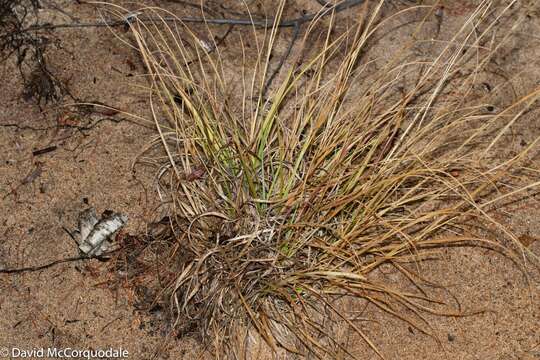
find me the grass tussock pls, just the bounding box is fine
[114,0,539,358]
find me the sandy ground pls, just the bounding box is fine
[1,1,539,359]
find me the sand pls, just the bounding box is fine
[1,1,539,359]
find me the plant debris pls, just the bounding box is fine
[76,208,128,257]
[0,0,64,106]
[32,145,57,156]
[22,63,61,104]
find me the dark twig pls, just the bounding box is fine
[1,226,118,274]
[32,145,57,156]
[0,252,115,274]
[1,115,145,133]
[262,23,301,97]
[0,256,93,274]
[22,0,365,32]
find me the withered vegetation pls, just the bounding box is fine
[105,1,539,358]
[1,0,62,105]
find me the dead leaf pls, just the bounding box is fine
[57,113,79,126]
[125,58,137,71]
[185,167,205,182]
[518,234,537,248]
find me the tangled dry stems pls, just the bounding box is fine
[113,0,539,358]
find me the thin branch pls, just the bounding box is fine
[23,0,366,32]
[263,22,301,97]
[0,254,113,274]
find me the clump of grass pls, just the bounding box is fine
[119,0,539,357]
